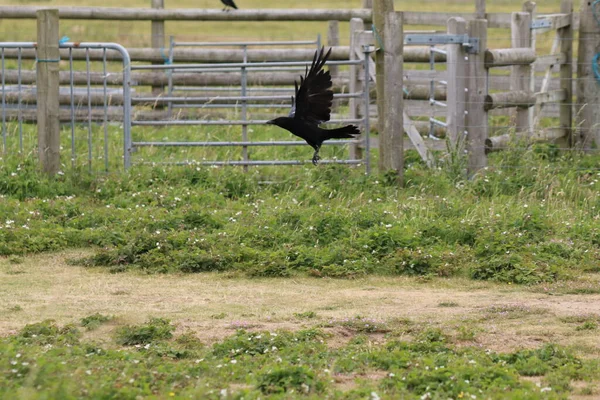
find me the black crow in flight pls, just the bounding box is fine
[221,0,238,10]
[266,47,361,165]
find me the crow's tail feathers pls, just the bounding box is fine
[324,125,360,140]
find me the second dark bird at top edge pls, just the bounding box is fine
[221,0,238,10]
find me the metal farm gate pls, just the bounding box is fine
[0,39,373,173]
[0,41,131,172]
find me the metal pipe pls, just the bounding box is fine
[135,159,363,166]
[167,35,174,118]
[173,104,291,109]
[17,47,22,152]
[1,48,5,154]
[163,66,307,73]
[132,118,363,126]
[241,45,249,170]
[132,139,357,147]
[132,92,363,103]
[132,59,363,70]
[363,46,371,175]
[102,48,109,172]
[69,47,75,166]
[115,44,133,170]
[174,40,319,47]
[86,47,92,172]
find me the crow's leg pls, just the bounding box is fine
[311,145,321,166]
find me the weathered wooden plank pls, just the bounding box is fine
[559,0,573,147]
[36,9,60,175]
[0,7,581,29]
[404,70,448,80]
[485,128,567,153]
[484,90,535,111]
[535,52,567,69]
[535,89,566,105]
[381,10,404,179]
[576,0,600,148]
[0,7,373,21]
[1,46,351,63]
[446,17,467,150]
[0,69,330,86]
[466,19,488,175]
[535,13,571,30]
[511,11,532,133]
[2,44,447,64]
[476,0,486,19]
[485,48,536,68]
[151,0,165,96]
[372,0,393,166]
[327,20,340,79]
[403,110,433,165]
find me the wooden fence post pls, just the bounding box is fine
[522,1,536,129]
[476,0,486,19]
[466,19,488,175]
[36,9,60,175]
[559,0,573,147]
[510,11,532,134]
[362,0,373,9]
[446,17,467,151]
[380,11,403,182]
[373,0,394,170]
[575,0,600,149]
[348,17,364,160]
[151,0,165,96]
[327,20,339,79]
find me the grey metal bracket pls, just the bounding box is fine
[404,34,480,54]
[531,19,552,29]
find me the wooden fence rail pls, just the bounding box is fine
[0,6,581,29]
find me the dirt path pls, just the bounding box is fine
[1,251,599,354]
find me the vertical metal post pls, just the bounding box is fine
[86,48,92,172]
[17,47,22,152]
[102,48,109,172]
[446,17,468,150]
[69,47,75,167]
[241,44,248,171]
[363,46,371,175]
[429,46,435,138]
[349,18,364,161]
[167,35,174,118]
[121,47,132,170]
[1,48,5,155]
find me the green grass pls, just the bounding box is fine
[0,129,599,284]
[1,318,598,399]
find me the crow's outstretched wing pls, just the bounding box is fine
[290,47,333,125]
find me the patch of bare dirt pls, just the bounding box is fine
[1,251,600,355]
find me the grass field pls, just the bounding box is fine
[1,146,600,398]
[2,0,600,398]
